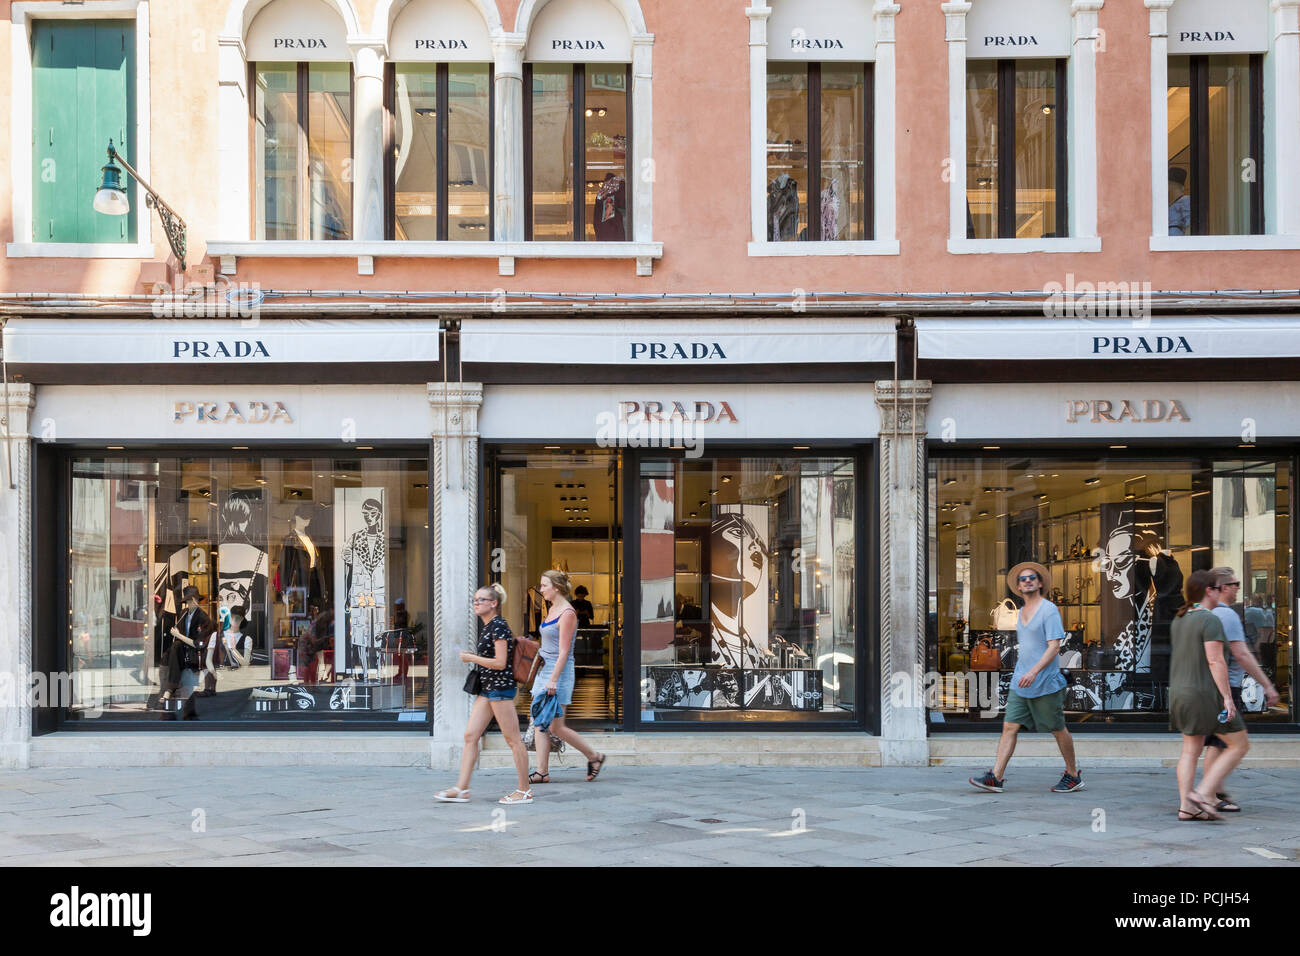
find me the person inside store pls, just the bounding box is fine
[529,569,607,784]
[969,562,1085,795]
[1201,568,1279,812]
[1168,166,1191,236]
[571,586,595,628]
[435,583,533,805]
[391,597,410,632]
[1246,595,1276,673]
[296,609,334,683]
[1169,570,1249,821]
[159,585,212,720]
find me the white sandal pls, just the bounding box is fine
[499,789,533,805]
[434,787,471,803]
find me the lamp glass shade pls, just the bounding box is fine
[93,187,130,215]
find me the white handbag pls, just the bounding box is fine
[991,599,1019,631]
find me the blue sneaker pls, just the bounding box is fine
[969,770,1004,793]
[1051,770,1085,793]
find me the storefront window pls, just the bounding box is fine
[1167,55,1263,236]
[928,456,1292,725]
[253,62,353,240]
[525,63,630,241]
[389,63,492,240]
[966,59,1065,239]
[66,454,429,723]
[640,456,857,722]
[766,63,872,241]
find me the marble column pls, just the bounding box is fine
[745,3,771,243]
[0,384,35,770]
[493,37,526,243]
[427,382,483,769]
[350,40,388,242]
[875,380,932,767]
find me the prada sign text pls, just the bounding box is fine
[173,401,294,425]
[1067,400,1190,424]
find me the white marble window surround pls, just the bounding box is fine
[747,1,901,257]
[216,0,660,274]
[944,0,1104,254]
[7,1,154,258]
[1146,0,1300,249]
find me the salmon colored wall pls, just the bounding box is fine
[2,0,1298,296]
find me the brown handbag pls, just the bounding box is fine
[970,636,1002,671]
[513,633,542,685]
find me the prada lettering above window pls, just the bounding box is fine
[630,342,728,361]
[766,0,875,62]
[1066,400,1191,424]
[172,339,271,360]
[1168,0,1270,55]
[524,0,633,62]
[172,401,295,425]
[244,0,350,62]
[965,0,1072,59]
[389,0,493,62]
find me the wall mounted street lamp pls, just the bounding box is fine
[94,139,188,271]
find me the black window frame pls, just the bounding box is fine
[523,61,633,242]
[966,57,1069,240]
[383,61,496,242]
[766,60,875,242]
[1174,53,1265,237]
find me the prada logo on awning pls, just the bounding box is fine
[173,401,294,425]
[273,38,330,49]
[983,35,1039,47]
[1067,400,1190,424]
[172,340,270,359]
[629,342,727,360]
[1091,336,1193,355]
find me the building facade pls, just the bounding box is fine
[1,0,1298,769]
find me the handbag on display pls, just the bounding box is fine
[990,599,1019,631]
[513,633,542,684]
[1086,646,1118,669]
[970,636,1002,671]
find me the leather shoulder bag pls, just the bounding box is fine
[513,633,542,685]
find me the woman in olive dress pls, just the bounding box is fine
[1169,570,1249,820]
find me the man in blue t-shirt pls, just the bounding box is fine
[970,562,1085,794]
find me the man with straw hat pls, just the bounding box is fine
[969,560,1085,794]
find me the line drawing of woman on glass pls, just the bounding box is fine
[708,510,771,669]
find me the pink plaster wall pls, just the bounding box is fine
[2,0,1298,297]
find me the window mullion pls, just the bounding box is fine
[523,62,533,241]
[997,59,1016,240]
[808,62,822,242]
[383,62,394,241]
[1191,55,1209,236]
[574,63,585,241]
[437,64,449,242]
[298,61,309,240]
[863,63,874,241]
[1250,53,1264,235]
[1055,58,1069,237]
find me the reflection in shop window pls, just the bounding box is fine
[928,456,1291,724]
[1166,55,1263,237]
[766,63,872,241]
[66,455,429,722]
[640,456,857,722]
[966,59,1066,240]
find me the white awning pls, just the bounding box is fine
[3,318,440,365]
[916,315,1300,361]
[461,317,896,365]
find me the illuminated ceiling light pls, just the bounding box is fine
[982,445,1001,450]
[943,478,958,486]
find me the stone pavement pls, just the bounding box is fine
[1,764,1299,866]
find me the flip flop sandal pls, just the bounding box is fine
[1186,790,1222,820]
[586,752,607,782]
[1215,793,1241,812]
[528,771,550,785]
[1177,807,1214,821]
[434,787,470,803]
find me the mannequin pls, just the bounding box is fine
[277,505,327,608]
[593,173,626,241]
[767,173,800,241]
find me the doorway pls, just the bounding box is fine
[486,448,623,725]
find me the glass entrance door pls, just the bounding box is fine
[487,448,622,725]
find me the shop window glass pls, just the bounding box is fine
[1167,55,1262,237]
[928,456,1291,725]
[66,455,429,722]
[766,63,872,241]
[390,63,492,240]
[253,62,352,240]
[966,59,1066,239]
[526,63,630,241]
[640,456,857,722]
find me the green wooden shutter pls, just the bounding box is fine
[32,20,136,243]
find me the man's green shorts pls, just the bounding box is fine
[1005,688,1066,733]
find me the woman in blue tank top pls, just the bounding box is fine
[530,569,607,784]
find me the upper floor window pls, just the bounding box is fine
[965,59,1067,240]
[246,0,352,240]
[33,19,137,243]
[766,63,872,242]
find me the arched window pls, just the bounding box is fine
[246,0,354,240]
[523,0,633,242]
[386,0,495,240]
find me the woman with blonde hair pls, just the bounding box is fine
[435,583,534,805]
[530,569,607,783]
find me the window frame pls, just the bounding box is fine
[383,62,496,242]
[522,61,634,243]
[1173,53,1265,237]
[248,60,356,241]
[966,57,1069,241]
[766,61,875,243]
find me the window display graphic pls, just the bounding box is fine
[709,506,772,668]
[743,668,823,711]
[217,489,268,654]
[335,489,388,677]
[1097,503,1165,674]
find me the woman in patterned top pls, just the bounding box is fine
[435,583,533,806]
